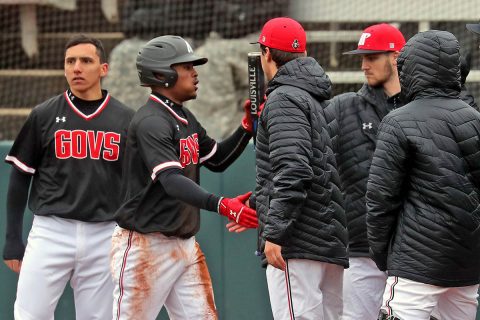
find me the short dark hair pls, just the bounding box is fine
[64,34,107,63]
[260,44,305,68]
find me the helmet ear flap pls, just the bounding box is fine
[164,69,178,88]
[152,68,178,88]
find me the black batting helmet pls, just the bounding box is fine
[136,35,208,87]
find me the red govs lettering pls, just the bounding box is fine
[55,130,121,161]
[179,133,200,167]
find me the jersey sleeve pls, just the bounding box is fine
[196,120,217,164]
[136,115,183,180]
[5,109,42,174]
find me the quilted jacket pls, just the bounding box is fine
[255,57,348,268]
[325,84,400,257]
[366,30,480,287]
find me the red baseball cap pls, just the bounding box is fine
[252,17,306,53]
[344,23,406,55]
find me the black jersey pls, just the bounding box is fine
[115,94,217,237]
[5,90,134,222]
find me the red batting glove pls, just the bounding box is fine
[241,99,265,133]
[236,190,252,206]
[218,191,258,228]
[241,99,254,133]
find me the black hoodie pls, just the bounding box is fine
[367,30,480,287]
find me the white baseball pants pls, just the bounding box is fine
[110,226,217,320]
[266,259,344,320]
[381,276,479,320]
[341,257,387,320]
[14,215,116,320]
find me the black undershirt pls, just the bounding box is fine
[386,92,402,111]
[67,89,107,115]
[3,169,30,260]
[158,169,220,212]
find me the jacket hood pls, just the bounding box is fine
[267,57,332,100]
[397,30,461,102]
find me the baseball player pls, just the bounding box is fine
[324,23,405,320]
[110,35,258,320]
[3,35,134,319]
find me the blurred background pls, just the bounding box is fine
[0,1,480,319]
[0,0,479,140]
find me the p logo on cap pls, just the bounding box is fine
[344,23,406,55]
[358,33,371,46]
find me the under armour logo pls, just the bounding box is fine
[358,33,371,46]
[176,124,180,131]
[56,116,66,123]
[292,39,300,50]
[363,122,373,130]
[230,210,237,219]
[262,35,266,42]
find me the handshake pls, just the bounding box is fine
[217,191,257,229]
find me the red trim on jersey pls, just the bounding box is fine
[116,230,134,320]
[151,161,183,180]
[149,95,188,125]
[64,91,110,120]
[200,142,218,163]
[5,155,35,174]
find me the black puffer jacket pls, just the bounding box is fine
[325,85,400,257]
[460,53,479,110]
[460,84,478,110]
[366,30,480,287]
[255,57,348,268]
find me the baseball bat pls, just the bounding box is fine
[248,52,265,257]
[248,52,266,144]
